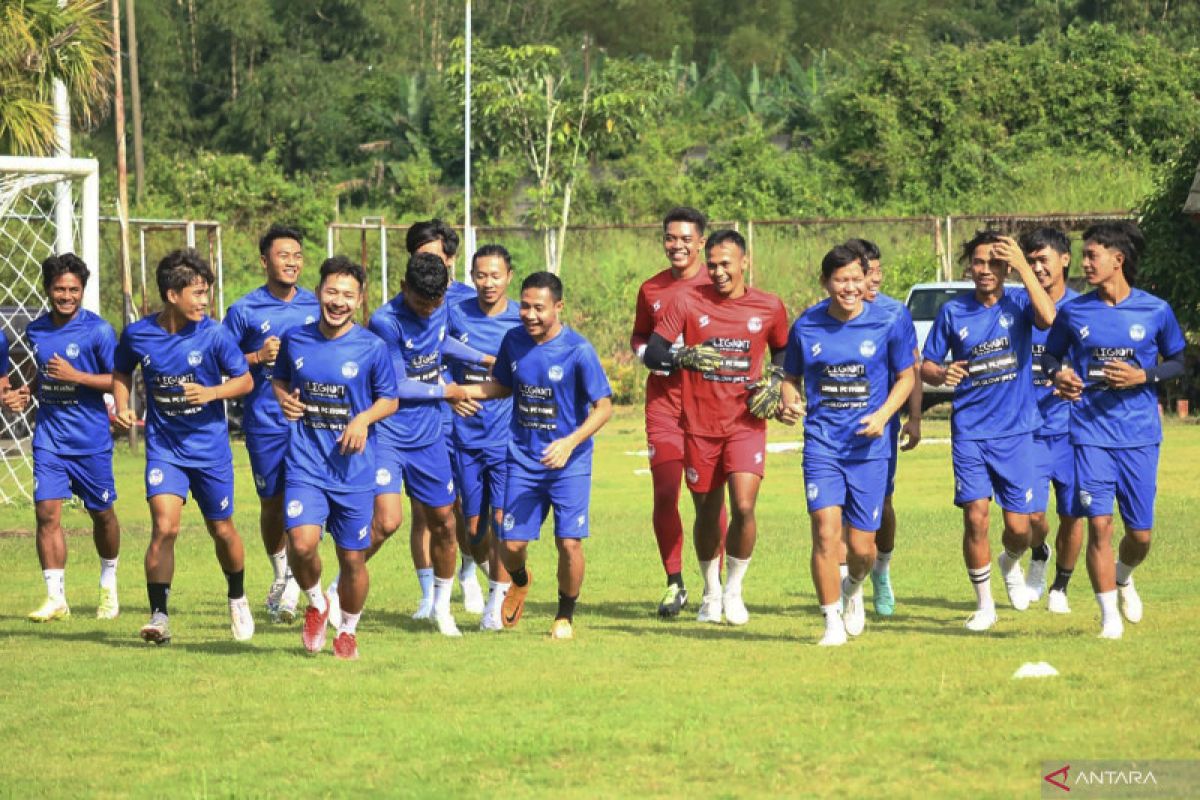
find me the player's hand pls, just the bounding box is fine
[943,360,969,387]
[777,380,804,425]
[993,236,1031,273]
[180,382,215,406]
[45,354,82,384]
[481,353,496,368]
[1102,360,1145,390]
[2,385,31,412]
[450,396,482,417]
[279,388,305,421]
[258,336,281,367]
[1053,366,1084,401]
[673,343,724,373]
[541,436,578,470]
[857,409,889,438]
[112,407,136,432]
[899,416,922,451]
[338,414,370,455]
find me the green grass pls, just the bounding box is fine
[1,411,1198,798]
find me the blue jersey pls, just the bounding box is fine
[114,315,247,468]
[223,286,320,438]
[1044,288,1185,448]
[922,290,1042,441]
[0,334,8,376]
[448,280,475,305]
[369,295,450,448]
[25,309,116,455]
[785,301,915,460]
[273,322,398,491]
[494,326,612,477]
[1031,287,1080,436]
[447,297,521,448]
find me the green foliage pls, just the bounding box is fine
[1138,137,1200,334]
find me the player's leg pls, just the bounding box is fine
[990,433,1035,612]
[286,520,328,654]
[409,497,433,606]
[453,447,487,614]
[142,470,186,644]
[547,472,591,639]
[870,494,897,616]
[29,498,70,621]
[721,471,761,625]
[685,433,726,622]
[327,490,373,659]
[497,467,546,630]
[69,450,121,619]
[952,438,998,630]
[647,416,688,616]
[1112,444,1158,627]
[551,537,583,640]
[248,437,297,621]
[810,506,847,646]
[1026,434,1056,603]
[189,462,252,641]
[1075,444,1123,637]
[423,499,462,635]
[1046,435,1083,613]
[841,459,886,638]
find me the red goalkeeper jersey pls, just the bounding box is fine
[630,267,714,422]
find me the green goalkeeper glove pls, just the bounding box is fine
[746,365,786,419]
[672,343,724,373]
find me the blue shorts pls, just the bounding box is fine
[951,433,1035,513]
[284,483,374,551]
[33,449,117,511]
[245,431,287,498]
[374,441,456,508]
[1075,444,1158,530]
[802,452,887,532]
[1031,433,1079,517]
[499,464,591,542]
[146,459,235,521]
[453,444,508,519]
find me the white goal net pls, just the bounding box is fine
[0,156,100,504]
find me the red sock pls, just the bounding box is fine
[651,461,685,576]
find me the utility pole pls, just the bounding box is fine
[111,0,137,449]
[124,0,144,205]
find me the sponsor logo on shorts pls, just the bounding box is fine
[187,350,203,367]
[699,315,710,328]
[260,320,271,333]
[287,500,303,518]
[358,526,368,540]
[1129,323,1146,341]
[376,468,392,486]
[254,473,266,490]
[65,342,80,358]
[341,361,359,378]
[503,513,515,532]
[294,356,304,369]
[548,365,564,382]
[148,468,164,486]
[811,343,821,357]
[999,313,1014,329]
[220,497,230,510]
[859,339,876,357]
[747,316,763,333]
[1079,325,1090,340]
[685,467,699,484]
[1079,490,1092,508]
[806,483,819,501]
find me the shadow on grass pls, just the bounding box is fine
[0,624,268,654]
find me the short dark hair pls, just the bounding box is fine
[1083,221,1144,287]
[258,224,304,257]
[156,248,214,302]
[471,244,512,272]
[662,206,707,235]
[821,245,868,281]
[843,237,881,262]
[405,252,450,299]
[705,229,746,255]
[959,229,1005,264]
[318,255,365,289]
[406,219,459,258]
[1019,227,1071,257]
[41,252,90,293]
[521,271,563,303]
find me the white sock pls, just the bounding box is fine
[1002,549,1023,571]
[479,560,490,576]
[1115,560,1135,587]
[338,611,361,635]
[417,568,435,600]
[845,571,865,594]
[873,550,892,576]
[99,558,119,589]
[725,556,751,596]
[968,566,994,610]
[305,584,327,614]
[493,581,511,603]
[458,556,477,581]
[820,602,842,623]
[432,576,454,616]
[329,572,341,592]
[1096,589,1119,625]
[838,563,849,580]
[43,569,65,600]
[270,548,288,581]
[699,559,721,599]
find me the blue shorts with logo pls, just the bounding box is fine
[802,451,887,532]
[284,483,374,551]
[146,459,235,521]
[33,449,117,511]
[1074,444,1158,530]
[453,444,508,519]
[374,441,456,508]
[1031,432,1079,517]
[499,462,591,542]
[245,431,287,498]
[951,432,1035,513]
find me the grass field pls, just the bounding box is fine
[1,410,1198,798]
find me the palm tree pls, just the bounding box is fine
[0,0,112,155]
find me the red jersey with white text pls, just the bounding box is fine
[631,267,715,422]
[654,285,789,437]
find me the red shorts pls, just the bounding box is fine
[683,428,767,493]
[645,411,685,468]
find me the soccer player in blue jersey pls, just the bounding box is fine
[272,256,398,660]
[1043,222,1185,639]
[843,238,921,616]
[1018,228,1083,612]
[224,224,320,622]
[460,271,613,640]
[920,230,1056,631]
[782,246,915,646]
[3,254,122,622]
[358,251,492,636]
[111,249,255,645]
[447,244,522,631]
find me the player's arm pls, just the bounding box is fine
[454,380,512,402]
[442,335,495,368]
[111,370,136,431]
[43,354,113,393]
[181,370,253,405]
[338,396,399,455]
[630,287,653,363]
[900,358,923,450]
[859,367,915,438]
[994,235,1055,330]
[919,307,966,387]
[541,395,613,470]
[1042,312,1083,400]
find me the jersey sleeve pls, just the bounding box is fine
[768,298,790,351]
[113,326,138,374]
[222,303,248,349]
[893,306,919,360]
[214,326,249,377]
[783,322,804,376]
[922,303,952,363]
[1157,302,1187,358]
[94,320,117,373]
[577,342,613,404]
[370,339,399,400]
[1043,306,1072,360]
[368,311,407,378]
[653,293,687,343]
[272,332,294,385]
[630,284,653,353]
[0,333,10,376]
[493,332,515,390]
[888,313,916,374]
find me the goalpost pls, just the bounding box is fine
[0,156,100,504]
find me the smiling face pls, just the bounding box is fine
[519,286,562,342]
[968,243,1008,297]
[863,258,882,301]
[471,254,512,308]
[166,278,210,322]
[262,236,303,290]
[1026,246,1070,293]
[47,272,84,320]
[663,221,705,273]
[706,241,747,298]
[823,261,866,316]
[1081,240,1124,287]
[318,272,362,332]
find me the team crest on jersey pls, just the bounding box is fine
[287,499,303,518]
[1129,324,1146,342]
[859,340,877,357]
[260,320,271,333]
[548,365,564,382]
[747,316,763,333]
[806,483,819,501]
[1079,325,1090,340]
[652,300,662,312]
[699,315,711,328]
[811,343,822,357]
[376,468,392,486]
[148,468,164,487]
[187,350,203,367]
[341,361,359,378]
[503,513,515,532]
[294,356,304,370]
[305,315,316,324]
[999,313,1014,329]
[1079,490,1092,508]
[685,467,699,484]
[65,342,80,358]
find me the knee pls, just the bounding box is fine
[151,523,181,543]
[34,505,59,531]
[730,498,756,523]
[373,510,401,539]
[288,534,319,561]
[963,506,989,536]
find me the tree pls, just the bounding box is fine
[1139,136,1200,335]
[0,0,112,155]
